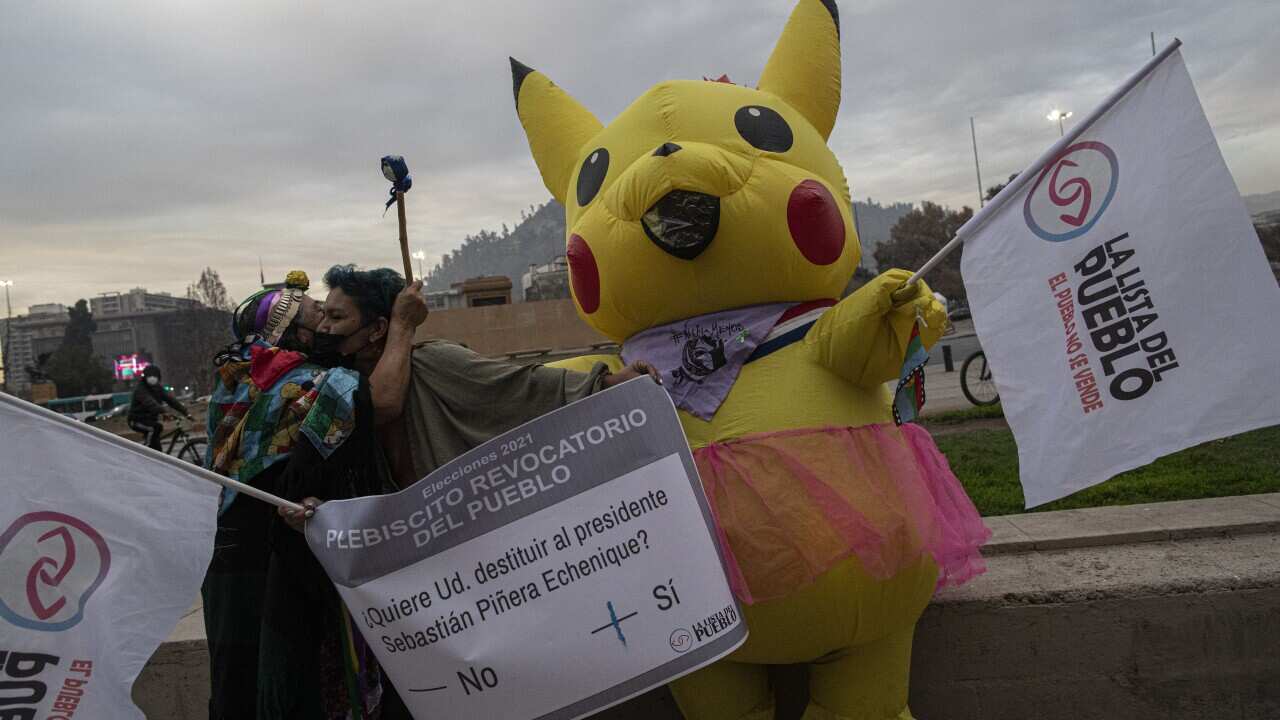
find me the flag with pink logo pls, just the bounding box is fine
[0,393,218,718]
[958,43,1280,507]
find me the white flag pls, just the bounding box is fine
[959,45,1280,507]
[0,394,218,718]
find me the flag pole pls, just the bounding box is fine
[971,116,984,208]
[0,393,305,512]
[901,38,1183,289]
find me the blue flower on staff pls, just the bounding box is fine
[381,155,412,212]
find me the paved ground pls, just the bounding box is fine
[915,365,977,416]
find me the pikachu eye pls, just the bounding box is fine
[735,106,792,152]
[576,148,610,206]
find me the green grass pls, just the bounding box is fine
[920,402,1005,426]
[935,424,1280,516]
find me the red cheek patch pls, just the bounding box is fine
[567,233,601,314]
[787,179,845,266]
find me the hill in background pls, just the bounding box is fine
[423,201,566,296]
[1244,191,1280,218]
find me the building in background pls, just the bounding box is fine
[90,288,198,317]
[0,289,213,399]
[425,276,515,311]
[425,288,465,311]
[458,276,513,307]
[0,304,70,396]
[522,256,571,302]
[90,288,201,383]
[92,314,168,375]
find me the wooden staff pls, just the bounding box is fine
[396,190,413,283]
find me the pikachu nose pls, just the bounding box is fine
[652,142,682,157]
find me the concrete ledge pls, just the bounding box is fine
[911,531,1280,719]
[136,493,1280,719]
[981,493,1280,554]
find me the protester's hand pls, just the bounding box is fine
[602,360,663,388]
[279,497,322,532]
[391,280,430,329]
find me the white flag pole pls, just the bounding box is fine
[901,38,1184,289]
[0,392,305,512]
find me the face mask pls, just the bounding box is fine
[146,376,160,386]
[310,324,373,368]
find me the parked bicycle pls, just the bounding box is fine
[960,350,1000,407]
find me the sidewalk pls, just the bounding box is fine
[909,318,987,416]
[917,364,976,416]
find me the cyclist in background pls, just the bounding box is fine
[127,364,193,450]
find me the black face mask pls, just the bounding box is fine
[310,324,372,369]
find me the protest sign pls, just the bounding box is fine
[958,44,1280,506]
[306,379,746,720]
[0,393,218,719]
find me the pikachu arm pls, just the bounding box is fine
[547,354,625,375]
[803,269,947,388]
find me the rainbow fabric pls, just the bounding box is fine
[892,321,928,425]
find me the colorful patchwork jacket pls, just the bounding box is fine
[206,339,359,513]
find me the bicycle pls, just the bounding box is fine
[960,350,1000,407]
[157,417,208,466]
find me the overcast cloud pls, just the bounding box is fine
[2,0,1277,313]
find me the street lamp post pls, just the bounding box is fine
[1047,109,1073,137]
[1,280,13,394]
[970,116,985,208]
[411,250,426,279]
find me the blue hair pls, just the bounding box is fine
[323,265,405,324]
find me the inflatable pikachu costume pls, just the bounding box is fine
[511,1,988,717]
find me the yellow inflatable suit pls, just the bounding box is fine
[510,2,988,718]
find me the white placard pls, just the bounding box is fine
[307,380,746,720]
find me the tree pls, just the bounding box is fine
[985,173,1019,202]
[873,201,974,304]
[158,307,233,396]
[44,300,114,397]
[842,266,877,296]
[65,299,96,346]
[1257,223,1280,264]
[186,267,233,310]
[1257,222,1280,284]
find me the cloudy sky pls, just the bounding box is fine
[2,0,1277,314]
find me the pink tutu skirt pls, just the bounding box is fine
[694,423,990,604]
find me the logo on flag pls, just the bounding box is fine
[0,511,111,632]
[1023,141,1119,242]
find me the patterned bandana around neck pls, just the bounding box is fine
[621,304,793,420]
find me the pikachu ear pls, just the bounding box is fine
[757,0,841,140]
[510,58,604,205]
